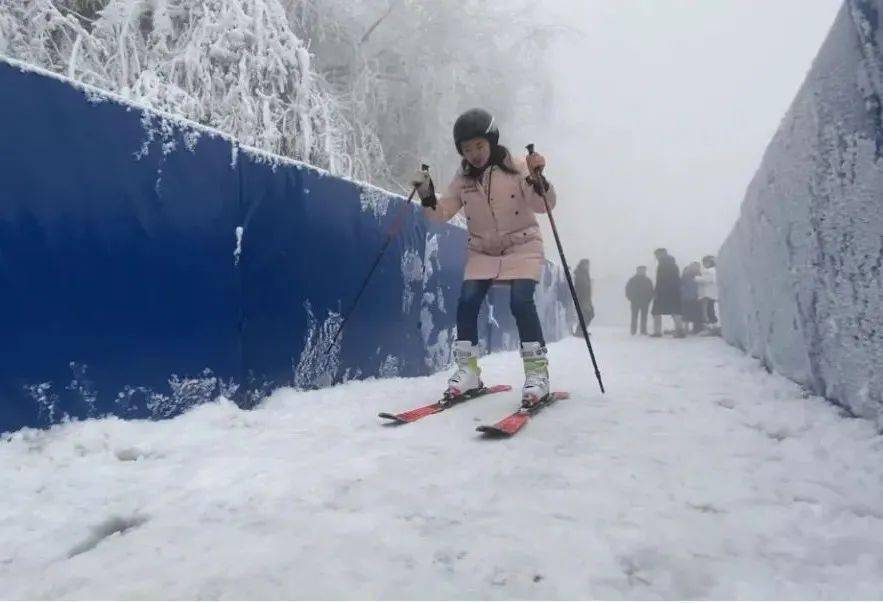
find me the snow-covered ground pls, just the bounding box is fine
[2,327,882,599]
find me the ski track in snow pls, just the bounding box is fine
[1,328,882,599]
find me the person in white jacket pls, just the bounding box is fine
[695,255,718,327]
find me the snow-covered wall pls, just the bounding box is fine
[0,57,569,434]
[718,0,883,424]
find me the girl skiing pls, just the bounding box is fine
[410,108,557,407]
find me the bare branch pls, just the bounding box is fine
[359,0,400,46]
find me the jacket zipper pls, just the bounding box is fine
[485,166,498,226]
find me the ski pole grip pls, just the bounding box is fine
[525,143,543,180]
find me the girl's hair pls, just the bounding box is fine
[461,144,520,179]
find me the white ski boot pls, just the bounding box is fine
[520,341,550,407]
[445,340,483,400]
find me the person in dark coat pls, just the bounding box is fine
[651,248,685,337]
[681,261,704,334]
[625,265,654,335]
[571,258,594,334]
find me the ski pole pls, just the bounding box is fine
[526,144,605,393]
[325,165,429,354]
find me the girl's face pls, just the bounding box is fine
[461,137,491,169]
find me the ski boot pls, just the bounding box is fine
[444,340,483,403]
[520,341,550,408]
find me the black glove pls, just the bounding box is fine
[525,174,550,193]
[410,169,436,209]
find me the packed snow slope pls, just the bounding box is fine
[2,328,883,599]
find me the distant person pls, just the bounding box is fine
[696,255,719,332]
[572,258,594,334]
[681,261,704,334]
[625,265,654,335]
[651,248,685,338]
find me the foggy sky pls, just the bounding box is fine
[523,0,842,281]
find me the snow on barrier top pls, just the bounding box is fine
[0,53,404,206]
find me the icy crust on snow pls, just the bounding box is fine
[718,0,883,425]
[23,367,239,428]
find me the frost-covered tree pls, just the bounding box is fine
[0,0,561,188]
[291,0,561,188]
[0,0,356,174]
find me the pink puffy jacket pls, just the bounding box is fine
[424,154,557,282]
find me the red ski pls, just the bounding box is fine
[476,391,570,437]
[379,384,512,424]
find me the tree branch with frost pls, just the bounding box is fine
[0,0,558,189]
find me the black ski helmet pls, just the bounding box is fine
[453,108,499,154]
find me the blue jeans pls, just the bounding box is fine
[456,279,545,345]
